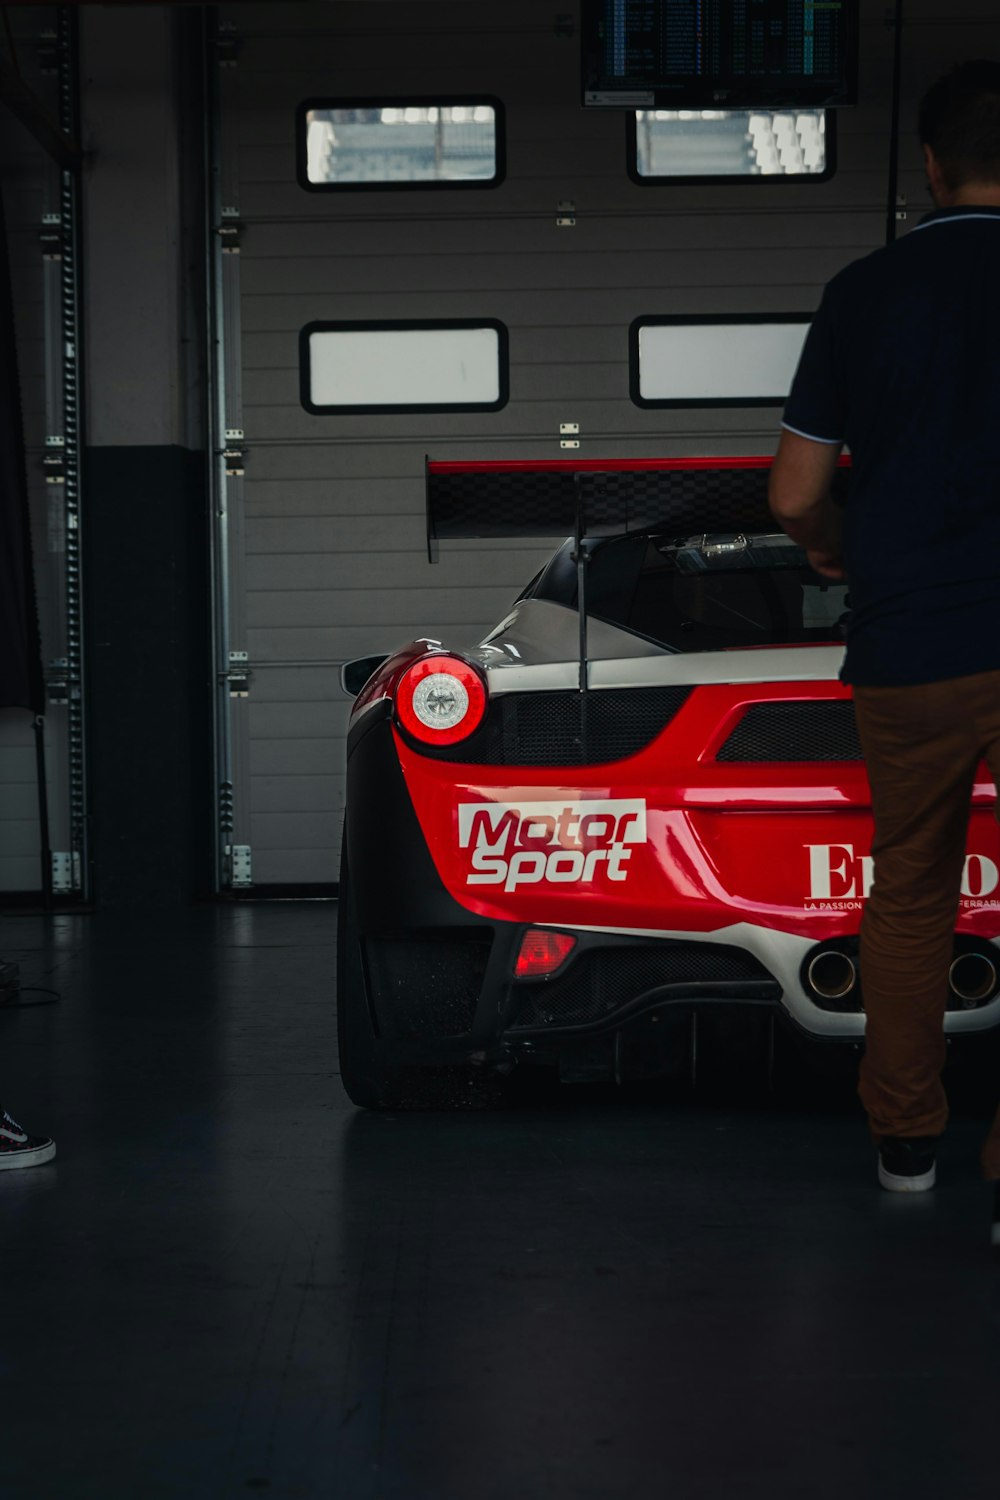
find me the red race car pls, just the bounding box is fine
[338,461,1000,1108]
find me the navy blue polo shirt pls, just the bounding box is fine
[782,206,1000,685]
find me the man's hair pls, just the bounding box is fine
[918,60,1000,188]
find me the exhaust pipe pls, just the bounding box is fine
[948,952,998,1006]
[806,949,857,1001]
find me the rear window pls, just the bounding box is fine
[532,533,848,653]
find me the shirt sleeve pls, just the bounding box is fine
[782,286,847,445]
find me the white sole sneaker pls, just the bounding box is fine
[878,1157,935,1192]
[0,1139,56,1171]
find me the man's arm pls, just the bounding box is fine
[768,428,845,580]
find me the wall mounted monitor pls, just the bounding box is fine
[582,0,858,110]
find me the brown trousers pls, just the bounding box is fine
[853,669,1000,1179]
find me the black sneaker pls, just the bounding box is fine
[877,1136,937,1193]
[0,1108,56,1171]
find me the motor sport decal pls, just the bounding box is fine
[393,730,1000,938]
[806,843,1000,913]
[457,798,647,892]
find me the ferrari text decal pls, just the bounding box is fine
[806,843,1000,907]
[458,798,647,892]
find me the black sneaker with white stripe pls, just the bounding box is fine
[877,1136,937,1193]
[0,1107,56,1170]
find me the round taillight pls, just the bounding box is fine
[395,655,487,746]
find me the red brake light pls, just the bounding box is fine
[395,655,487,746]
[515,929,577,979]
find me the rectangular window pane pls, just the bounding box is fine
[631,318,810,406]
[301,322,508,413]
[633,109,829,179]
[301,101,502,188]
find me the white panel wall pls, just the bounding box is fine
[217,0,997,887]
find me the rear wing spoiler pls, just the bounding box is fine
[425,455,851,562]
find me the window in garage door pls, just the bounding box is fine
[300,320,509,412]
[629,109,833,181]
[299,99,504,188]
[630,316,811,407]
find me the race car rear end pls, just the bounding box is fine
[339,530,1000,1107]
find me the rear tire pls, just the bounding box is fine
[337,834,403,1109]
[337,831,506,1111]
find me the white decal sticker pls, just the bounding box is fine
[458,798,647,892]
[805,843,1000,910]
[805,843,874,902]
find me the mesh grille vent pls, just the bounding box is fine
[420,686,692,766]
[512,944,774,1029]
[365,932,492,1039]
[717,700,863,763]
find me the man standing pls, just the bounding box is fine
[769,60,1000,1233]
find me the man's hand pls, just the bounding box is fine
[806,547,847,581]
[769,429,845,575]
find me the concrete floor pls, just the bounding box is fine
[1,901,999,1500]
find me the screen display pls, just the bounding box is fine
[582,0,857,109]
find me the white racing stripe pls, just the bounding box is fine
[483,642,846,693]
